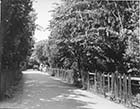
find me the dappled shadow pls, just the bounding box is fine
[17,70,97,109]
[0,73,25,108]
[48,89,97,109]
[0,70,127,109]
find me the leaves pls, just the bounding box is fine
[2,0,36,70]
[44,0,139,75]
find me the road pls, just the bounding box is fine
[0,70,128,109]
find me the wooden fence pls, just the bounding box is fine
[48,68,74,84]
[47,68,140,109]
[88,72,132,105]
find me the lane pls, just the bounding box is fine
[0,70,89,109]
[0,70,128,109]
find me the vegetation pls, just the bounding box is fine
[29,40,50,67]
[32,0,139,88]
[0,0,36,98]
[2,0,36,71]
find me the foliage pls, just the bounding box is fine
[2,0,36,70]
[49,0,139,75]
[31,40,50,66]
[29,0,140,87]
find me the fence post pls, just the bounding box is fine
[60,69,61,78]
[71,69,74,84]
[62,69,64,80]
[54,68,56,76]
[65,70,67,81]
[58,69,60,77]
[87,72,90,90]
[66,70,68,81]
[128,74,132,106]
[53,69,54,76]
[66,70,69,82]
[123,74,127,104]
[119,73,122,102]
[56,69,57,76]
[61,69,63,79]
[102,73,105,96]
[94,71,97,92]
[68,70,72,83]
[97,72,100,93]
[57,69,59,77]
[64,70,67,81]
[111,73,114,97]
[70,70,73,84]
[99,72,102,93]
[122,74,125,103]
[107,73,110,92]
[125,74,128,105]
[114,71,119,100]
[63,69,65,79]
[55,69,57,77]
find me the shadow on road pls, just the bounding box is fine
[0,70,127,109]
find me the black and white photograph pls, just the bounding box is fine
[0,0,140,109]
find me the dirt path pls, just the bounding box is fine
[0,70,128,109]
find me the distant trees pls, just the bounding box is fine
[31,0,139,88]
[30,40,50,67]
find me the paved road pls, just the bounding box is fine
[0,70,128,109]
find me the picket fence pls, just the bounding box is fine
[47,68,140,109]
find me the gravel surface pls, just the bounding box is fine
[0,70,128,109]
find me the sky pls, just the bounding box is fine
[33,0,61,42]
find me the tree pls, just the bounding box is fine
[0,0,36,98]
[31,40,50,67]
[2,0,36,70]
[48,0,139,88]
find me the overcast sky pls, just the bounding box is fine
[33,0,61,42]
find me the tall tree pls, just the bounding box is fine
[2,0,36,70]
[48,0,139,88]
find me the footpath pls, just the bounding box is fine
[0,70,128,109]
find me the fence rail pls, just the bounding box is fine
[47,68,140,109]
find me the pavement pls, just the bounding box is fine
[0,69,128,109]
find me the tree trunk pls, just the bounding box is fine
[77,56,88,90]
[81,70,88,90]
